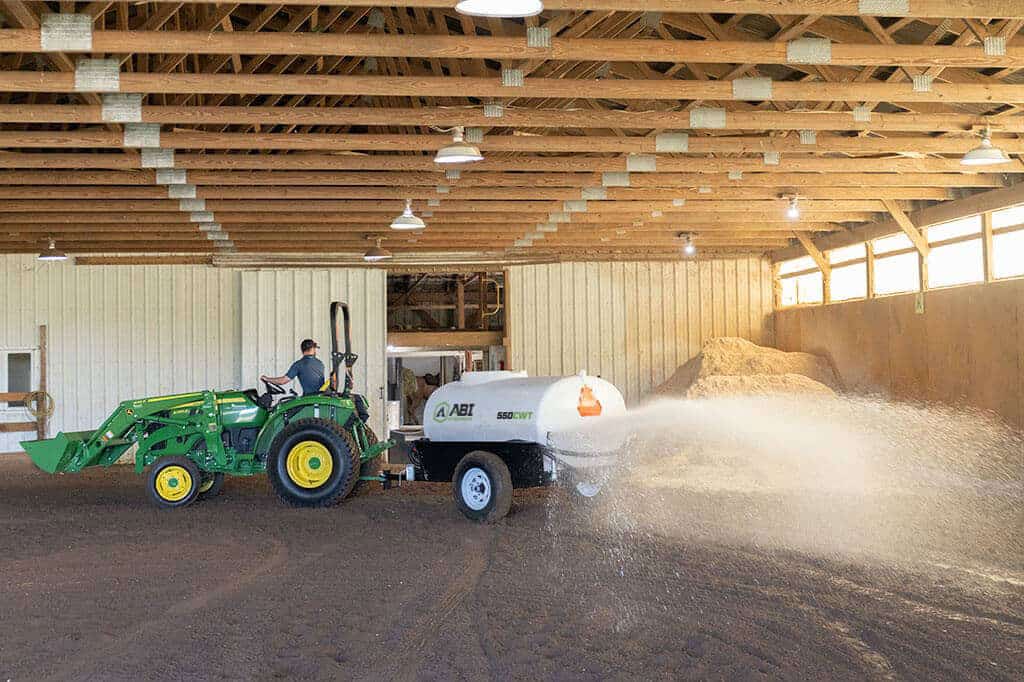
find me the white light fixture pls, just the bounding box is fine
[455,0,543,18]
[363,238,392,262]
[682,234,697,256]
[434,126,484,165]
[38,238,68,262]
[961,127,1011,166]
[390,199,426,230]
[787,196,801,220]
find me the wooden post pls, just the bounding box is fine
[37,324,47,440]
[456,276,466,329]
[982,210,995,282]
[866,242,876,299]
[478,271,487,330]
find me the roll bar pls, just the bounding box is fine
[329,301,358,396]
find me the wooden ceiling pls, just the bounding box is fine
[2,1,1024,263]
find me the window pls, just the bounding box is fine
[873,232,913,255]
[781,271,823,305]
[874,251,920,295]
[992,205,1024,230]
[2,351,32,409]
[927,215,981,242]
[828,243,866,264]
[993,229,1024,279]
[830,263,867,301]
[778,256,815,275]
[926,218,983,289]
[774,207,1023,309]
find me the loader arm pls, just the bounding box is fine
[21,392,221,474]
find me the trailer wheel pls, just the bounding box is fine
[147,456,201,509]
[452,451,513,523]
[267,418,360,507]
[197,471,225,500]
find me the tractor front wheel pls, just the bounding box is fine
[147,456,201,509]
[267,418,360,507]
[197,471,225,500]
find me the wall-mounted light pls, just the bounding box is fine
[681,233,696,256]
[786,196,801,220]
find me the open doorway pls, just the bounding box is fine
[384,271,506,460]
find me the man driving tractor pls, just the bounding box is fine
[260,338,326,395]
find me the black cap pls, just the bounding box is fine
[301,339,319,352]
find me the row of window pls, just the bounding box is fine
[777,205,1024,307]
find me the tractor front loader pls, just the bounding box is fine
[21,302,393,509]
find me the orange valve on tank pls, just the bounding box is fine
[577,385,602,417]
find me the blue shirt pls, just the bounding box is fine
[286,355,326,395]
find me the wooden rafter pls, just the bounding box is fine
[2,3,1024,260]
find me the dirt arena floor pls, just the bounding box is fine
[0,457,1021,681]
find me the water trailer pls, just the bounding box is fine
[412,371,627,522]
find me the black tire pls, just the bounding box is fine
[267,418,360,508]
[357,425,383,480]
[197,471,225,500]
[452,450,513,523]
[147,456,201,509]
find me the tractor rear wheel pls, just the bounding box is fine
[147,456,201,509]
[267,418,360,507]
[452,450,513,523]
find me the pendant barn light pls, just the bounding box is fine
[961,127,1011,166]
[37,238,68,262]
[434,126,484,165]
[390,199,427,230]
[786,196,801,220]
[455,0,543,18]
[363,238,392,262]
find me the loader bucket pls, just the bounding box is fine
[21,431,93,474]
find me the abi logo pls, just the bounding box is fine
[432,401,475,423]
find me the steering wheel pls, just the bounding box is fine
[262,379,286,395]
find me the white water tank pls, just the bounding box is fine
[422,371,626,449]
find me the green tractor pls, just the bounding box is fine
[21,302,393,509]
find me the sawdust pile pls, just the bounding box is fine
[685,373,836,399]
[655,337,840,399]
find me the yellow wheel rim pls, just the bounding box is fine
[286,441,333,489]
[198,475,215,494]
[155,465,194,502]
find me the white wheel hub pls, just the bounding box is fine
[575,481,602,498]
[461,467,492,511]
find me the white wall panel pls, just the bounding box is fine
[508,259,773,404]
[240,268,388,437]
[0,255,241,451]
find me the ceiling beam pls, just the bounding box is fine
[0,104,1018,134]
[7,29,1024,69]
[0,153,1014,174]
[133,2,1024,20]
[0,170,998,188]
[6,71,1024,103]
[2,129,1020,155]
[0,185,952,202]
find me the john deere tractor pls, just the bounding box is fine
[21,302,392,509]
